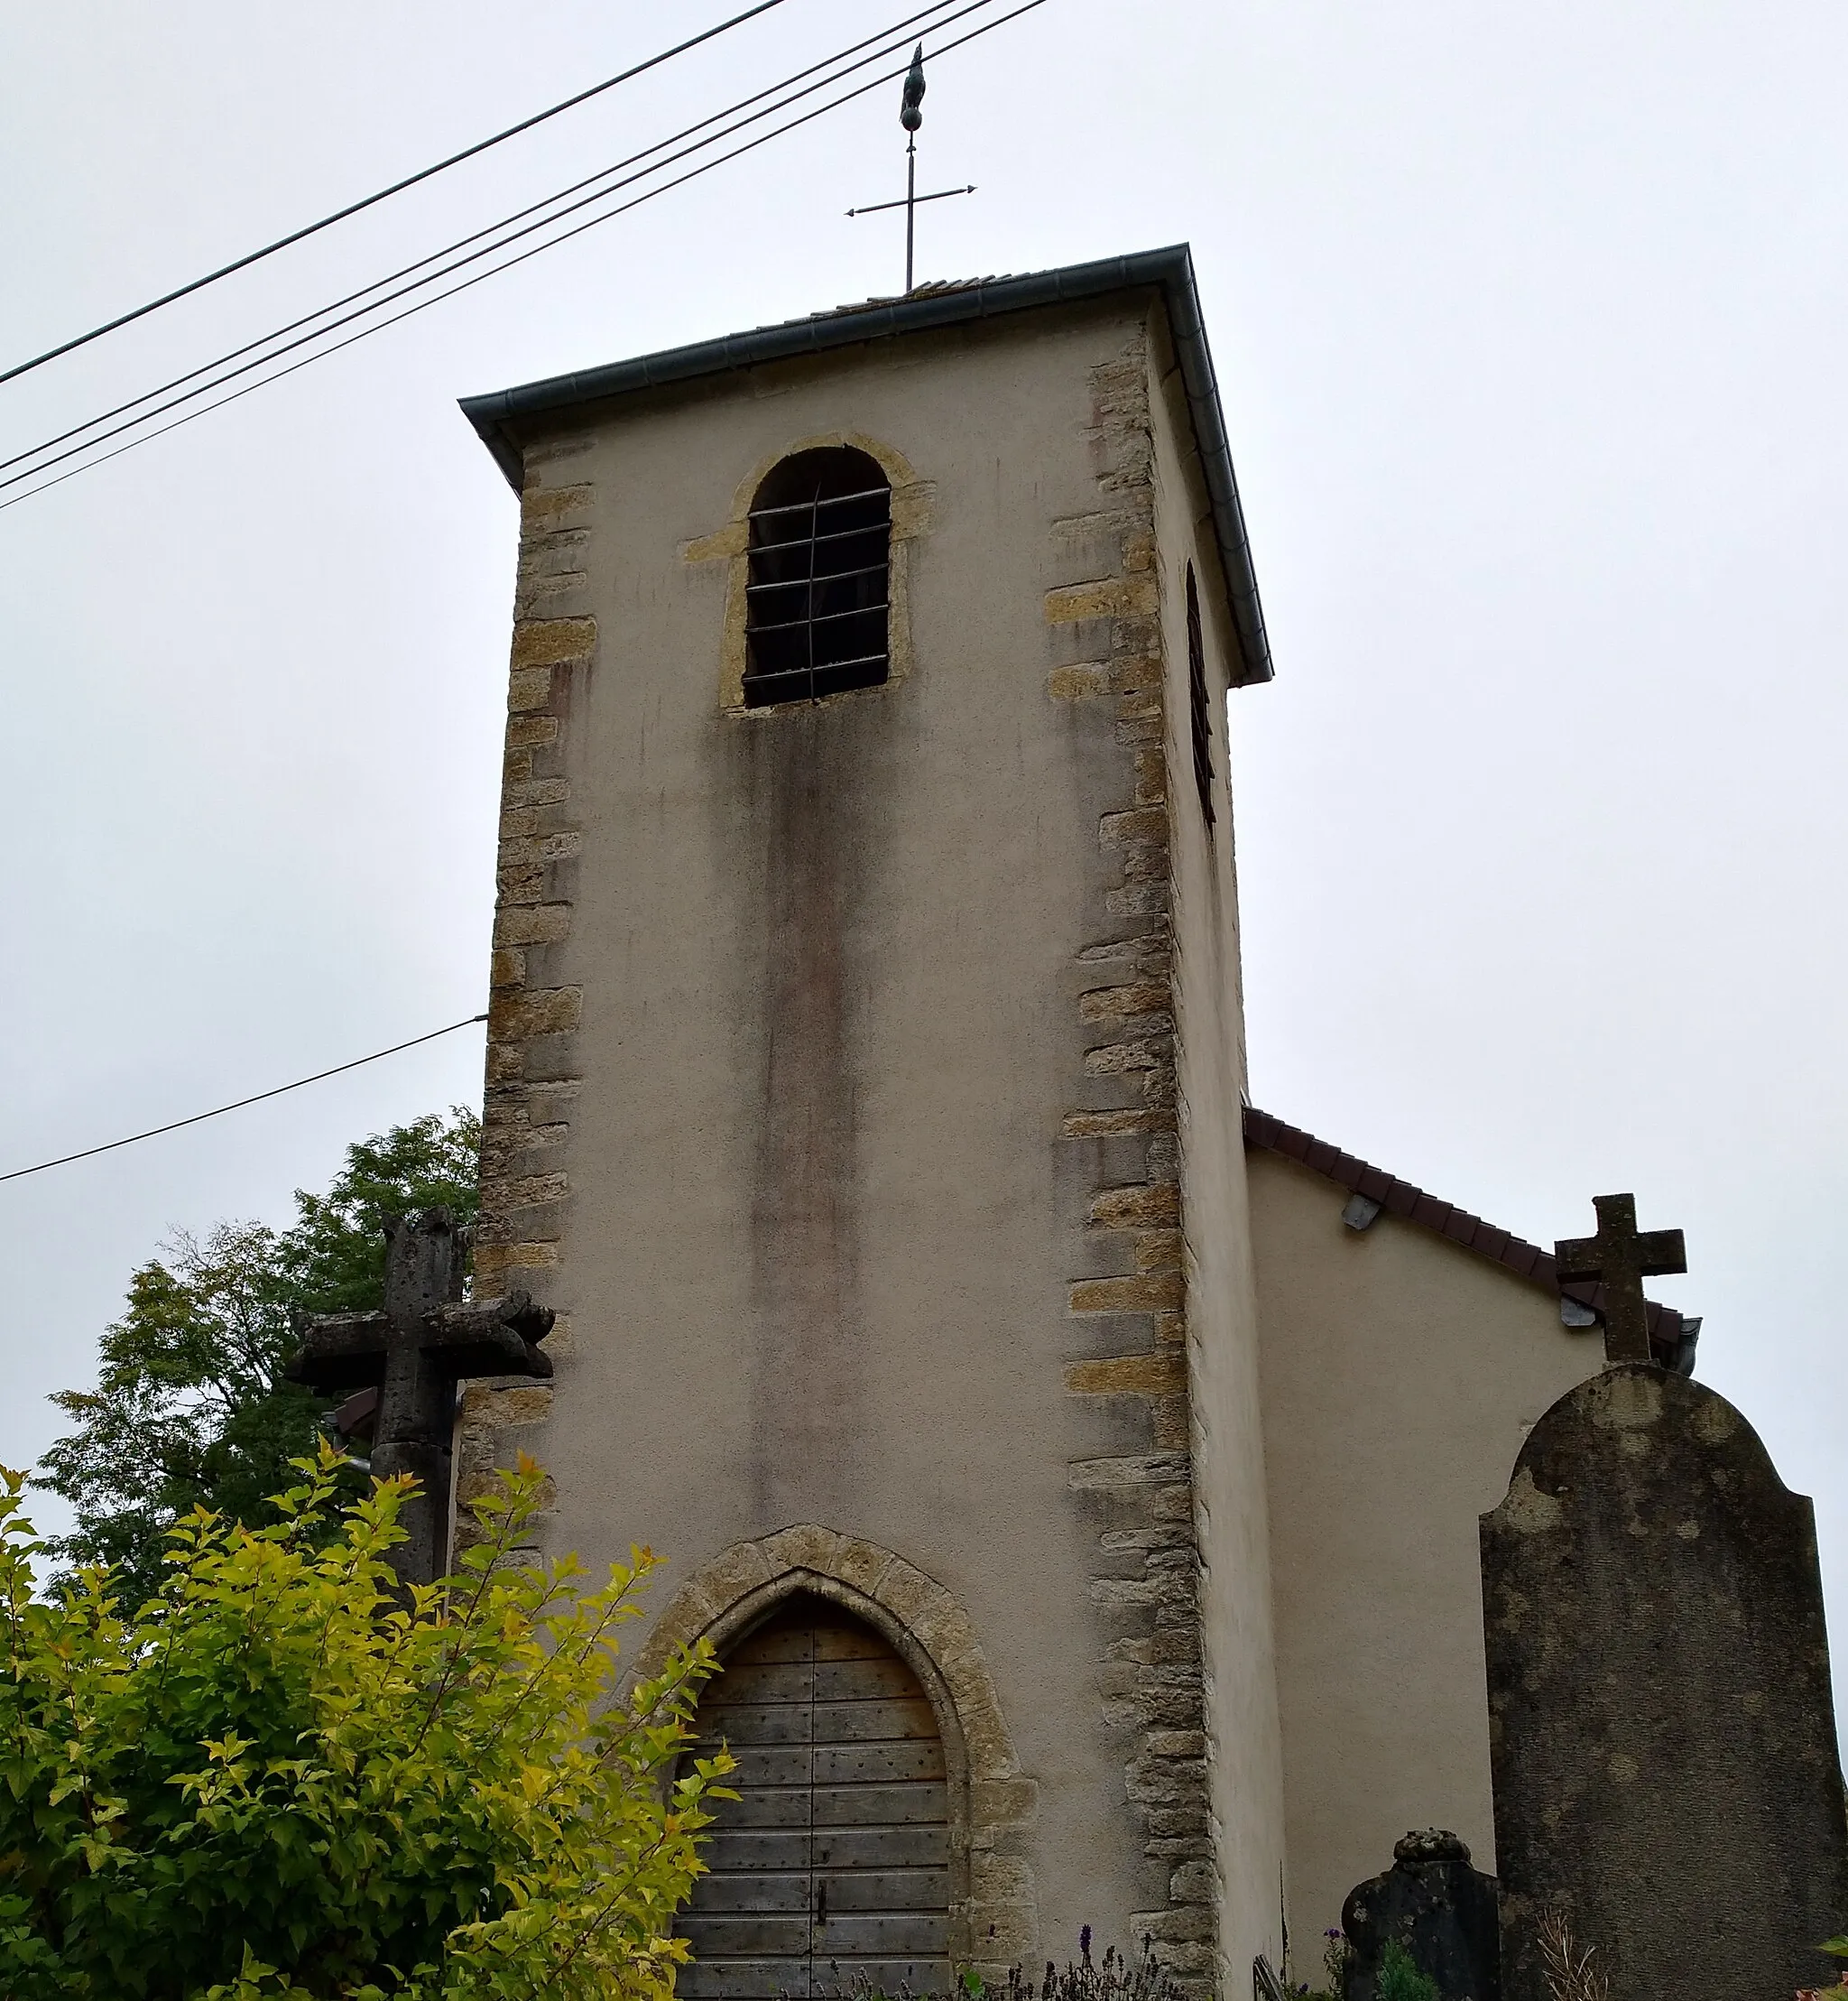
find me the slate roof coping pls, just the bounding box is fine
[1243,1106,1697,1370]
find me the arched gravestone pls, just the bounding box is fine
[1481,1363,1848,2001]
[677,1596,951,2000]
[1341,1830,1499,2001]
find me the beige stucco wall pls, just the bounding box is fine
[1249,1150,1603,1950]
[466,295,1264,1977]
[1145,334,1285,1986]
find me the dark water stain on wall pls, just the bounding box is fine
[726,694,892,1528]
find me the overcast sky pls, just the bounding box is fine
[3,0,1844,1663]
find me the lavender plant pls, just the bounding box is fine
[820,1931,1194,2001]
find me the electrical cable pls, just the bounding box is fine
[0,0,1045,512]
[0,1014,489,1184]
[0,0,975,489]
[0,0,792,390]
[0,0,993,493]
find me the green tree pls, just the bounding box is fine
[0,1451,732,2001]
[37,1110,480,1607]
[278,1110,483,1313]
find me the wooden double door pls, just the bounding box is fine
[677,1597,952,1999]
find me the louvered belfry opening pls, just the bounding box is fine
[744,448,892,707]
[677,1596,951,2000]
[1185,563,1216,829]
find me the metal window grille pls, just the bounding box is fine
[744,449,892,707]
[1186,564,1217,828]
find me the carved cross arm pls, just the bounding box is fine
[285,1311,393,1394]
[419,1291,556,1382]
[1556,1227,1687,1283]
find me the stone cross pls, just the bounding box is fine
[286,1208,553,1587]
[1553,1192,1686,1365]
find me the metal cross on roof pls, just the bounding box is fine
[1555,1191,1687,1367]
[845,44,974,294]
[286,1208,553,1588]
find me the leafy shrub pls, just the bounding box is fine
[1279,1929,1431,2001]
[1376,1940,1437,2001]
[0,1450,732,2000]
[1798,1934,1848,1997]
[1307,1925,1351,2000]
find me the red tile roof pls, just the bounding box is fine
[1243,1107,1694,1365]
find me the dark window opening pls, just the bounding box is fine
[744,446,892,707]
[1186,563,1217,829]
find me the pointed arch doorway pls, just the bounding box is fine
[678,1594,952,1999]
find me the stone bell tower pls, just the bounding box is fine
[457,246,1280,1998]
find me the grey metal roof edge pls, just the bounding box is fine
[459,243,1273,686]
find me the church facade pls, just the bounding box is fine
[454,247,1694,1997]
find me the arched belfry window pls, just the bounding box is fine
[744,447,892,707]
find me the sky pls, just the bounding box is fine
[1,1,1844,1662]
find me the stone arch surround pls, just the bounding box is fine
[631,1524,1040,1978]
[683,429,934,713]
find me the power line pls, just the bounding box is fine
[0,1015,489,1185]
[0,0,1045,512]
[0,0,792,391]
[0,0,975,495]
[0,0,1001,495]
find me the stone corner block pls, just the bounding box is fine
[511,616,596,669]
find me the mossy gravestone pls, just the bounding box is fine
[1481,1361,1848,2001]
[1342,1830,1499,2001]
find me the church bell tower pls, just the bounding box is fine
[457,245,1280,1998]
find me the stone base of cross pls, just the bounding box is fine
[286,1208,553,1587]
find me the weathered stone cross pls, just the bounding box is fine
[1555,1191,1687,1366]
[286,1209,553,1587]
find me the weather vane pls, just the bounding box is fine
[846,45,975,294]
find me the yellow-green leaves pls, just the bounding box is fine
[0,1450,732,2000]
